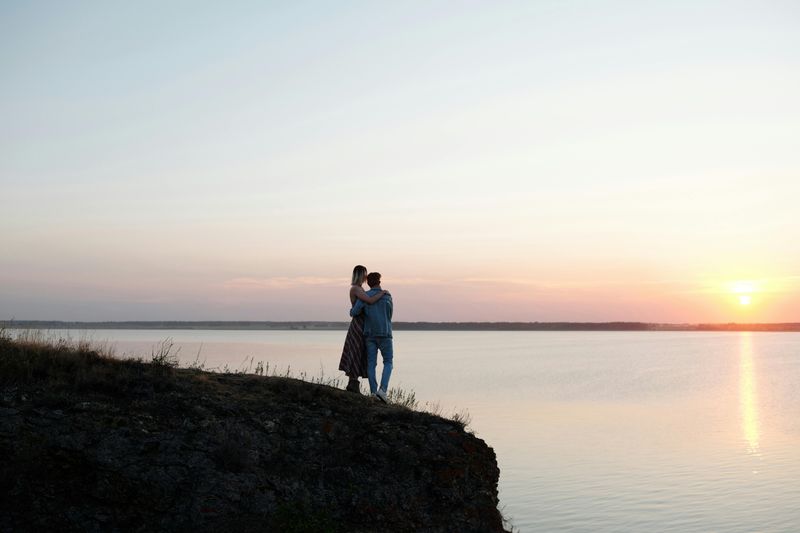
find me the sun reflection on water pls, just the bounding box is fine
[739,332,760,456]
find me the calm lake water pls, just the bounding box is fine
[18,330,800,532]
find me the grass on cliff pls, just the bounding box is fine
[0,328,178,400]
[0,328,472,430]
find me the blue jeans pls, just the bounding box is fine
[366,336,393,394]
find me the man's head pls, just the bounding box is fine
[366,272,381,288]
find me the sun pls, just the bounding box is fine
[730,280,757,307]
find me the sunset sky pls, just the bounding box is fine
[2,1,799,322]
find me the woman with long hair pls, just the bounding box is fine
[339,265,388,393]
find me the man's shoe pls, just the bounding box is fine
[375,389,389,404]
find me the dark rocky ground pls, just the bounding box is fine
[0,335,507,532]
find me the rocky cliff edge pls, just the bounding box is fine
[0,336,507,532]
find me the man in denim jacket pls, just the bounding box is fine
[350,272,393,403]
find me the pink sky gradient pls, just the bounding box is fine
[1,2,798,322]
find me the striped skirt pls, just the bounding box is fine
[339,314,368,378]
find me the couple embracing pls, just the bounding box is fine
[339,265,393,403]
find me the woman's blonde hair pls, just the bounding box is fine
[351,265,368,286]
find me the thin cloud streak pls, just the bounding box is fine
[223,277,340,290]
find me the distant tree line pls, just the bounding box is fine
[3,320,799,332]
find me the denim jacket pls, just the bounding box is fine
[350,288,393,338]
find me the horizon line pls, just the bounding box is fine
[4,320,800,332]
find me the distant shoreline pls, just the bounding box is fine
[3,320,800,332]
